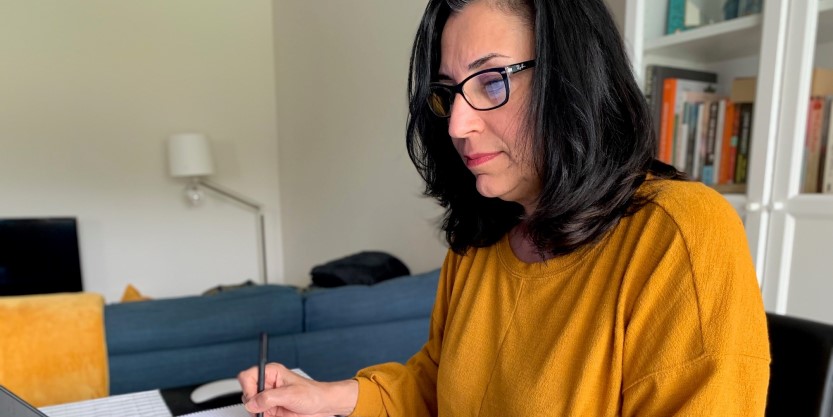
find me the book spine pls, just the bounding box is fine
[695,102,708,180]
[824,97,833,193]
[719,101,736,184]
[735,103,753,184]
[676,102,690,171]
[818,97,832,192]
[702,101,719,185]
[728,103,741,184]
[713,99,727,184]
[685,102,698,176]
[660,78,678,164]
[804,98,823,193]
[667,0,687,34]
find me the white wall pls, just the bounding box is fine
[0,0,283,301]
[273,0,447,285]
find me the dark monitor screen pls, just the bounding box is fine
[0,217,83,296]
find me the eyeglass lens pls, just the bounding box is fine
[428,70,508,117]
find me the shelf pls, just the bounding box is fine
[644,14,763,63]
[819,0,833,45]
[788,194,833,217]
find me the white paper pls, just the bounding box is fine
[39,390,172,417]
[180,403,249,417]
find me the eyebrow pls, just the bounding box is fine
[437,53,510,81]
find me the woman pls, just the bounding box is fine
[239,0,771,415]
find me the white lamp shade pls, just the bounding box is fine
[168,133,215,177]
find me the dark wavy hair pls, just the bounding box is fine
[406,0,685,257]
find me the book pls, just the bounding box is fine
[666,0,687,34]
[702,101,720,184]
[719,101,737,184]
[645,65,718,156]
[739,0,763,16]
[817,97,832,192]
[712,99,728,184]
[731,77,756,103]
[660,78,717,164]
[804,97,824,193]
[723,0,740,20]
[735,103,754,183]
[821,96,833,193]
[694,101,710,180]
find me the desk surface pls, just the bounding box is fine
[160,385,241,416]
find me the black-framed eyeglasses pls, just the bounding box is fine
[427,59,536,118]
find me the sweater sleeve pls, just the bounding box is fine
[349,253,455,417]
[620,184,771,416]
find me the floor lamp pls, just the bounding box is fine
[167,133,267,284]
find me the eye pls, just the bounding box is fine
[473,75,505,106]
[482,79,504,100]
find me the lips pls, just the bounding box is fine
[464,152,501,168]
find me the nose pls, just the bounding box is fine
[447,94,483,140]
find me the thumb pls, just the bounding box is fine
[244,391,273,414]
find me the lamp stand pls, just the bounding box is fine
[193,179,267,284]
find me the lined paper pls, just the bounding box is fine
[39,390,172,417]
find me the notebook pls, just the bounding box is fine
[39,389,172,417]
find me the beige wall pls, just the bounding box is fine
[273,0,447,285]
[0,0,283,300]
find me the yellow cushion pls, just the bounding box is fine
[0,292,109,406]
[120,284,151,303]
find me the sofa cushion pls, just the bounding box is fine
[304,268,440,332]
[109,334,300,394]
[105,284,303,354]
[297,318,430,382]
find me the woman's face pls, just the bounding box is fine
[439,1,539,211]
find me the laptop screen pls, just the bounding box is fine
[0,385,48,417]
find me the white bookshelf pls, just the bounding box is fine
[644,14,762,62]
[626,0,833,325]
[819,0,833,44]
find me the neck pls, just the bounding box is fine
[508,221,554,263]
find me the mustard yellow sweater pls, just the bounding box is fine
[351,179,770,416]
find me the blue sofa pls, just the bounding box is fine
[104,269,440,394]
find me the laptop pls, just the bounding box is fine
[0,385,49,417]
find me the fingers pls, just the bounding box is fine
[242,375,325,415]
[243,385,299,414]
[237,365,261,402]
[238,363,299,403]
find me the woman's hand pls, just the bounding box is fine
[238,363,358,417]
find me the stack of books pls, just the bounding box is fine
[645,65,753,193]
[666,0,763,35]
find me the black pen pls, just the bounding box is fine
[257,332,268,417]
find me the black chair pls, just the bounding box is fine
[766,312,833,417]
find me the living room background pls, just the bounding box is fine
[0,0,625,301]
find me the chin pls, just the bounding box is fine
[475,181,508,200]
